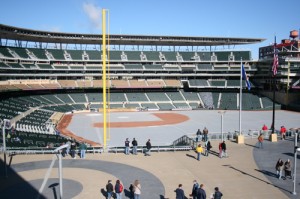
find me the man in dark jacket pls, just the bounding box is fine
[197,184,206,199]
[145,139,152,156]
[221,141,227,158]
[132,138,138,155]
[106,180,114,199]
[191,180,199,199]
[175,184,185,199]
[213,187,223,199]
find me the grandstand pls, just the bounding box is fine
[0,23,299,151]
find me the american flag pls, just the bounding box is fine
[272,46,278,76]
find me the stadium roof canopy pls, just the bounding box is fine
[0,24,265,47]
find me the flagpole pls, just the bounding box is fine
[239,58,242,135]
[271,36,276,134]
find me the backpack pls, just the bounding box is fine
[119,183,123,192]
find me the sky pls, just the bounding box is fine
[1,0,299,59]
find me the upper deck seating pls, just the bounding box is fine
[125,51,141,61]
[67,50,84,60]
[0,47,14,58]
[180,52,195,61]
[47,49,65,60]
[28,48,48,59]
[162,52,177,61]
[86,50,101,60]
[143,51,160,61]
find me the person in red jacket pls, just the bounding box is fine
[262,124,268,131]
[280,126,287,140]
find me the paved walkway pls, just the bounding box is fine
[1,137,300,199]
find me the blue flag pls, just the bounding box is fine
[242,64,251,90]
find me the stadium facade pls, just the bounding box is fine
[0,24,299,147]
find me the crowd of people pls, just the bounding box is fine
[105,179,141,199]
[60,140,88,159]
[123,138,152,156]
[175,180,223,199]
[195,127,228,160]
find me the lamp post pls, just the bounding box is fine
[293,132,298,195]
[218,111,226,141]
[1,119,12,178]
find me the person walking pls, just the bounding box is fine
[197,184,206,199]
[280,126,287,140]
[191,180,199,199]
[205,140,212,156]
[175,184,185,199]
[257,134,264,149]
[133,180,141,199]
[213,187,223,199]
[221,141,227,158]
[276,158,284,179]
[145,139,152,156]
[132,138,138,155]
[106,180,114,199]
[196,144,203,161]
[218,142,222,158]
[125,138,130,155]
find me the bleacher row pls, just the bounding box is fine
[3,130,69,148]
[0,78,253,91]
[0,91,277,121]
[0,61,249,71]
[0,46,251,62]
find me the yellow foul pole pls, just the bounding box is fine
[102,9,107,149]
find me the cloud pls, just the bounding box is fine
[83,2,102,31]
